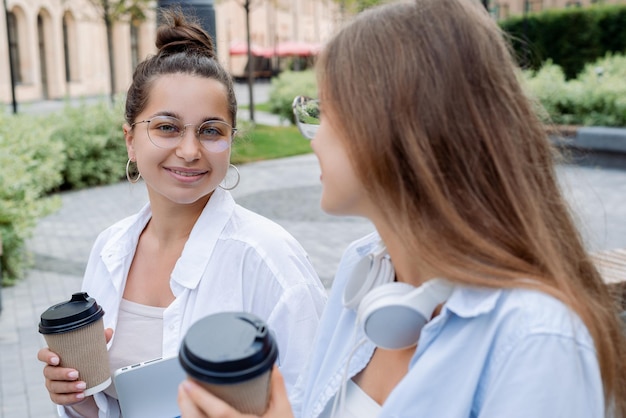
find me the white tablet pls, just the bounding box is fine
[113,356,187,418]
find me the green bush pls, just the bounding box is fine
[522,54,626,126]
[268,70,317,124]
[0,112,64,284]
[50,99,128,190]
[501,4,626,79]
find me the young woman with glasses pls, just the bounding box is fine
[37,10,327,417]
[177,1,626,417]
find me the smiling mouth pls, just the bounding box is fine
[167,168,208,177]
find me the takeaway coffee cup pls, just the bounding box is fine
[39,292,110,396]
[179,312,279,415]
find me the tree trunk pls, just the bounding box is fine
[245,0,255,123]
[104,0,116,104]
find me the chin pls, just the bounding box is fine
[166,189,216,206]
[321,200,352,217]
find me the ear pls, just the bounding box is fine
[123,123,136,160]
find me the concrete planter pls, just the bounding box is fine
[550,126,626,169]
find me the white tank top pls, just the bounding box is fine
[103,298,165,399]
[319,379,382,418]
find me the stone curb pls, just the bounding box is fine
[554,126,626,154]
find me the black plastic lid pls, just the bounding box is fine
[179,312,278,384]
[39,292,105,335]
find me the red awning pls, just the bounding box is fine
[229,41,273,58]
[275,41,322,57]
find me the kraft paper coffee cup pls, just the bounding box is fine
[39,292,110,396]
[179,312,279,415]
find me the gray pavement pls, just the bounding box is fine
[2,81,626,417]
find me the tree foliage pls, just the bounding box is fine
[86,0,153,102]
[88,0,152,22]
[335,0,386,13]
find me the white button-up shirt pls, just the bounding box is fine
[59,187,327,417]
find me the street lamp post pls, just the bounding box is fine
[3,0,18,114]
[244,0,255,123]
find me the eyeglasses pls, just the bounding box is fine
[131,116,236,153]
[292,96,320,140]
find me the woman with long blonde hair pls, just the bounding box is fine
[178,1,626,416]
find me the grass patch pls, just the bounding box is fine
[231,123,312,164]
[238,102,273,113]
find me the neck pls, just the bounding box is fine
[372,221,436,287]
[146,192,210,244]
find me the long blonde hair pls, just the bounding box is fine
[317,0,626,414]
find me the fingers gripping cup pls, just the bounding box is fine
[39,292,111,396]
[179,312,279,415]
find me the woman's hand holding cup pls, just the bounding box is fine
[37,327,113,407]
[178,366,294,418]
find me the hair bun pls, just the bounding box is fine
[156,9,215,58]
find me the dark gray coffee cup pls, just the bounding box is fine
[39,292,110,396]
[179,312,279,414]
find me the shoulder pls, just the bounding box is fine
[209,204,325,290]
[454,288,604,416]
[444,285,596,368]
[497,288,592,342]
[223,204,307,253]
[402,286,603,416]
[455,286,592,338]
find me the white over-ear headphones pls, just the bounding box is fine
[343,242,453,350]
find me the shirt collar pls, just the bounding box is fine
[171,187,236,290]
[100,203,151,262]
[352,231,502,318]
[443,285,502,319]
[99,188,236,291]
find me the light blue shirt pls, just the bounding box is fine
[293,232,605,418]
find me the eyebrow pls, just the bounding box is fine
[150,111,229,124]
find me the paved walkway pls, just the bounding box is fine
[1,81,626,416]
[2,156,626,417]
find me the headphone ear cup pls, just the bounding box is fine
[357,282,428,350]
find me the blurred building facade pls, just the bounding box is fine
[0,0,340,105]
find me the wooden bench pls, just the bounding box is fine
[592,248,626,311]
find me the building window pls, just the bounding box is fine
[7,12,22,83]
[492,3,511,19]
[525,0,543,13]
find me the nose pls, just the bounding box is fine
[175,126,202,161]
